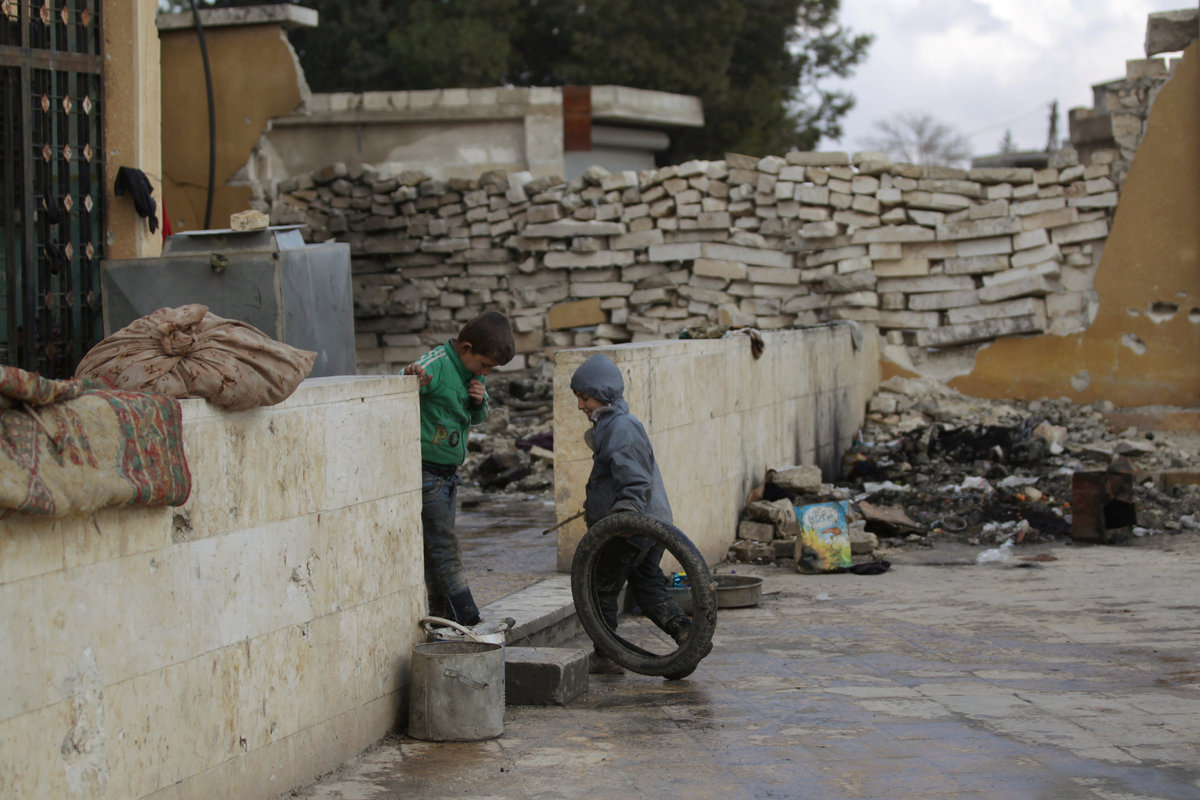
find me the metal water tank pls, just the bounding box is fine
[100,225,355,377]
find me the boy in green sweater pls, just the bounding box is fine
[403,311,515,625]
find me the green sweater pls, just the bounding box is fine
[411,341,490,467]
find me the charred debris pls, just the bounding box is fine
[466,368,1200,565]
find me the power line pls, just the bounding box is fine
[964,103,1049,139]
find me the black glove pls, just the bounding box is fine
[114,166,159,233]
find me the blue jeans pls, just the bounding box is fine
[421,464,480,625]
[595,535,689,639]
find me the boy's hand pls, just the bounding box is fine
[467,378,486,405]
[403,362,432,386]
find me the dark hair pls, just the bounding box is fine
[458,311,515,364]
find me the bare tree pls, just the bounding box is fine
[862,112,972,167]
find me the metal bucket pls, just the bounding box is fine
[408,640,504,741]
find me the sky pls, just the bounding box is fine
[824,0,1192,158]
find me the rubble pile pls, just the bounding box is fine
[463,364,557,494]
[725,375,1200,567]
[464,367,1200,565]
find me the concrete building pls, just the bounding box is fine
[156,4,703,233]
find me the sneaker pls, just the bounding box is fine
[588,652,625,675]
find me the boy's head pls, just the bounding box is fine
[455,311,515,376]
[570,354,624,410]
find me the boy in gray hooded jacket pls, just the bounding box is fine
[570,354,694,673]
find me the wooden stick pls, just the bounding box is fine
[542,510,584,535]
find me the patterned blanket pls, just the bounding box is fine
[0,366,191,516]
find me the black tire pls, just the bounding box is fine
[570,512,717,679]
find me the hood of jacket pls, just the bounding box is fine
[570,354,624,405]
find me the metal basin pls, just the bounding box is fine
[667,573,763,613]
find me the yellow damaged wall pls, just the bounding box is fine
[949,41,1200,408]
[160,24,305,232]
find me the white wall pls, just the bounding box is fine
[551,324,880,570]
[0,375,425,799]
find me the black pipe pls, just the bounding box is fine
[189,0,216,230]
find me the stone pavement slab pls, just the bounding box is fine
[288,533,1200,800]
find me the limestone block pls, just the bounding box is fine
[570,281,634,298]
[942,255,1009,275]
[911,313,1045,347]
[829,191,854,209]
[877,309,941,329]
[901,191,971,212]
[851,175,880,194]
[850,225,935,244]
[877,275,974,294]
[1012,229,1049,250]
[1018,206,1077,233]
[936,216,1022,241]
[548,298,606,330]
[738,520,777,543]
[868,242,902,260]
[1051,219,1108,245]
[800,220,840,238]
[785,151,850,166]
[986,259,1062,285]
[727,168,759,185]
[907,289,980,311]
[967,199,1009,219]
[967,167,1035,184]
[875,258,932,278]
[747,265,801,285]
[543,250,635,269]
[1010,244,1062,268]
[978,274,1061,303]
[823,271,877,293]
[795,185,830,205]
[908,209,945,227]
[837,256,873,273]
[1070,192,1118,209]
[955,236,1012,257]
[828,292,878,309]
[771,464,823,492]
[701,242,792,269]
[524,220,625,238]
[1011,197,1066,216]
[1145,9,1199,56]
[946,296,1046,326]
[648,242,702,263]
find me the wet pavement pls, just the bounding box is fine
[455,488,559,609]
[288,496,1200,800]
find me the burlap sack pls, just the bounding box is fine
[75,304,317,411]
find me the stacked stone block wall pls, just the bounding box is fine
[270,149,1121,374]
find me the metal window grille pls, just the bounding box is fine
[0,0,104,378]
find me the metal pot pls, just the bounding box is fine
[667,573,763,613]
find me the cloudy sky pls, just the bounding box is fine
[824,0,1190,158]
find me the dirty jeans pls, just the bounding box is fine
[594,535,689,640]
[421,464,480,625]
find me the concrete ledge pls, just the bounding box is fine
[480,574,582,647]
[156,4,318,32]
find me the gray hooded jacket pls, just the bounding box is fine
[570,354,673,527]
